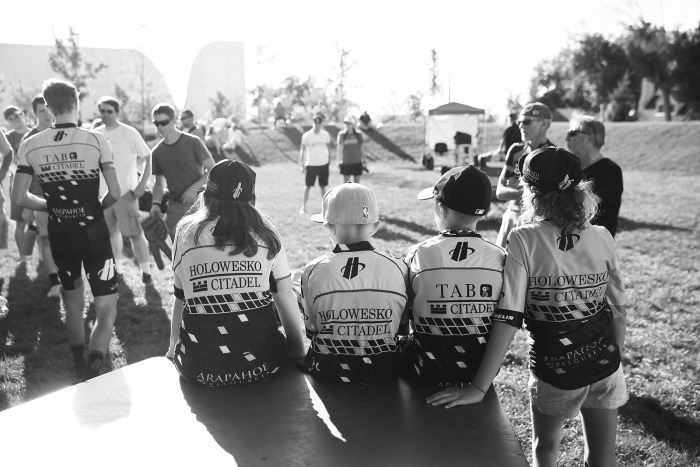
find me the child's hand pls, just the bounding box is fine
[426,384,486,408]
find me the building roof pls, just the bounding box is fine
[428,102,485,115]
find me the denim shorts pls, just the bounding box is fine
[529,365,628,419]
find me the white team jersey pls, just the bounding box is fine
[405,230,505,385]
[301,242,408,384]
[96,123,150,194]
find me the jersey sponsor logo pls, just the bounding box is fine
[557,229,580,251]
[232,183,243,199]
[341,257,365,279]
[531,291,550,301]
[98,258,116,281]
[193,280,208,292]
[53,131,68,142]
[320,325,334,334]
[430,304,447,314]
[480,284,493,297]
[529,271,608,287]
[42,152,78,163]
[449,242,475,261]
[558,174,572,190]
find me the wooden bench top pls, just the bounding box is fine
[0,357,527,466]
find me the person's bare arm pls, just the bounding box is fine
[12,173,47,211]
[299,142,307,172]
[426,322,518,407]
[182,157,215,204]
[611,309,626,353]
[272,278,306,358]
[150,175,166,218]
[133,154,152,198]
[100,162,122,210]
[0,132,12,182]
[495,165,522,201]
[166,298,184,359]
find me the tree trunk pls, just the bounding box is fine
[662,88,672,121]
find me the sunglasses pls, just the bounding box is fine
[153,119,171,127]
[180,115,192,120]
[566,129,590,137]
[99,108,115,114]
[518,119,540,126]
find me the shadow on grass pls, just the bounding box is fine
[112,280,170,365]
[618,217,694,233]
[619,393,700,457]
[373,227,416,243]
[232,146,260,167]
[363,129,417,163]
[0,263,69,410]
[382,217,435,237]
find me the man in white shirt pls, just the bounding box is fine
[96,96,153,283]
[299,113,331,214]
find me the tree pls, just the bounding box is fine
[529,47,588,110]
[671,26,700,119]
[328,44,355,121]
[209,91,245,120]
[428,48,442,97]
[572,34,638,109]
[505,91,523,115]
[606,71,638,121]
[275,75,328,121]
[112,49,162,131]
[48,27,107,102]
[250,84,275,125]
[622,21,677,121]
[406,92,424,121]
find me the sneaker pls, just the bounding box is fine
[298,207,306,214]
[142,273,153,284]
[47,284,62,298]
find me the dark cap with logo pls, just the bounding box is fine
[417,165,492,216]
[204,159,256,202]
[518,146,582,192]
[518,102,552,120]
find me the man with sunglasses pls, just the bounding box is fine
[495,102,555,248]
[95,96,154,283]
[179,109,205,143]
[149,103,215,239]
[566,114,623,237]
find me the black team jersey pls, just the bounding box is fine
[16,123,113,232]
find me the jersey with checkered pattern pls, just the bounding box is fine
[171,222,292,387]
[494,220,626,389]
[301,242,409,384]
[405,230,506,386]
[15,124,113,232]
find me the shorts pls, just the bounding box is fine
[164,200,194,240]
[305,164,329,187]
[104,194,143,237]
[34,211,49,236]
[48,218,118,296]
[529,365,628,419]
[339,162,363,176]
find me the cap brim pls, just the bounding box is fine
[310,213,325,223]
[417,187,435,200]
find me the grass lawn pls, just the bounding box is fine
[2,132,699,465]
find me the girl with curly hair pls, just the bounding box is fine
[428,147,627,467]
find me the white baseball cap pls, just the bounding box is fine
[311,183,379,225]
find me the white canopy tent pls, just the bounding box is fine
[425,102,485,156]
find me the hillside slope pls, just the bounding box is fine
[238,122,700,175]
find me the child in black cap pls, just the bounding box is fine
[166,159,305,386]
[428,148,627,467]
[405,166,506,388]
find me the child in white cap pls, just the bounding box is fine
[299,183,409,384]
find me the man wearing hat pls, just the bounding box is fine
[495,102,555,248]
[299,112,331,214]
[405,166,506,388]
[179,109,205,143]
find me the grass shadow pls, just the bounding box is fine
[617,217,694,232]
[382,217,435,237]
[232,146,260,167]
[373,227,416,243]
[112,280,170,365]
[1,263,71,410]
[363,129,417,163]
[619,393,700,457]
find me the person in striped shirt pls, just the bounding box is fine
[428,147,627,467]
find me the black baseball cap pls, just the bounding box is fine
[417,166,492,216]
[204,160,256,202]
[518,147,582,192]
